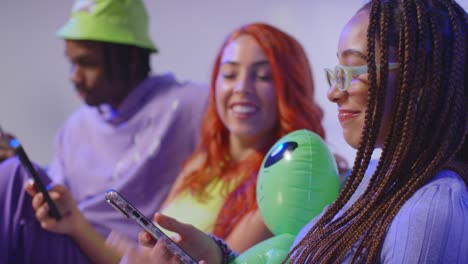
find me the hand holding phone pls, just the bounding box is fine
[0,127,62,221]
[105,189,198,264]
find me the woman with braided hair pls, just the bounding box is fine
[288,0,467,262]
[107,0,467,263]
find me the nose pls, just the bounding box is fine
[327,82,346,103]
[69,64,83,86]
[232,77,252,94]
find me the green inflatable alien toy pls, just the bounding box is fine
[231,129,340,264]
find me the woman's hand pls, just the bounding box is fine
[110,213,223,264]
[138,228,157,248]
[24,182,85,236]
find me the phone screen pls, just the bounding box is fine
[105,189,198,264]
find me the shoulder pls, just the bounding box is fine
[163,153,207,205]
[148,73,209,101]
[145,73,209,115]
[405,170,467,212]
[381,170,468,263]
[394,170,467,228]
[179,153,207,179]
[173,79,209,111]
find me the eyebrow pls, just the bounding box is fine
[336,49,367,60]
[67,54,92,63]
[220,60,270,68]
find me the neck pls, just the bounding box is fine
[228,133,270,162]
[108,79,141,109]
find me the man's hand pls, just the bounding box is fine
[24,182,85,236]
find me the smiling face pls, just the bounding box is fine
[328,9,397,149]
[215,34,278,147]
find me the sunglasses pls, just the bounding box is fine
[324,63,399,92]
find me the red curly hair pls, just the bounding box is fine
[178,23,326,238]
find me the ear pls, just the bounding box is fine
[129,47,140,77]
[128,47,151,82]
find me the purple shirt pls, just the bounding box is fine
[292,161,468,263]
[48,73,208,241]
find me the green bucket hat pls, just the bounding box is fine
[57,0,157,52]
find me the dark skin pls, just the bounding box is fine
[66,40,136,109]
[0,40,139,163]
[0,40,149,262]
[0,129,15,162]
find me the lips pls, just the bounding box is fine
[76,90,86,99]
[76,87,92,99]
[338,109,361,123]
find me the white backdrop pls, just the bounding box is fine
[1,0,467,165]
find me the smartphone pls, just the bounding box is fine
[104,189,198,264]
[9,138,62,221]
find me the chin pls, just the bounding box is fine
[83,97,105,107]
[343,133,360,150]
[84,101,99,107]
[231,127,265,141]
[234,129,258,138]
[347,141,360,150]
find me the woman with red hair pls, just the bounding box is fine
[137,22,334,253]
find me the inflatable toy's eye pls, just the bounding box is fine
[264,141,298,168]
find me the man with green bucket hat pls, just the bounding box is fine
[0,0,208,262]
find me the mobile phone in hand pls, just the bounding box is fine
[105,189,197,264]
[9,138,62,221]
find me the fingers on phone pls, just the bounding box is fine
[36,202,49,219]
[24,179,37,196]
[152,239,175,261]
[31,192,45,210]
[171,233,182,243]
[48,191,62,201]
[32,194,54,223]
[139,231,156,247]
[154,213,180,231]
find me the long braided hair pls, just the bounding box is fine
[289,0,467,263]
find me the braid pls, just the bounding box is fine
[413,3,442,150]
[288,0,467,263]
[332,2,394,260]
[287,1,382,262]
[442,0,466,149]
